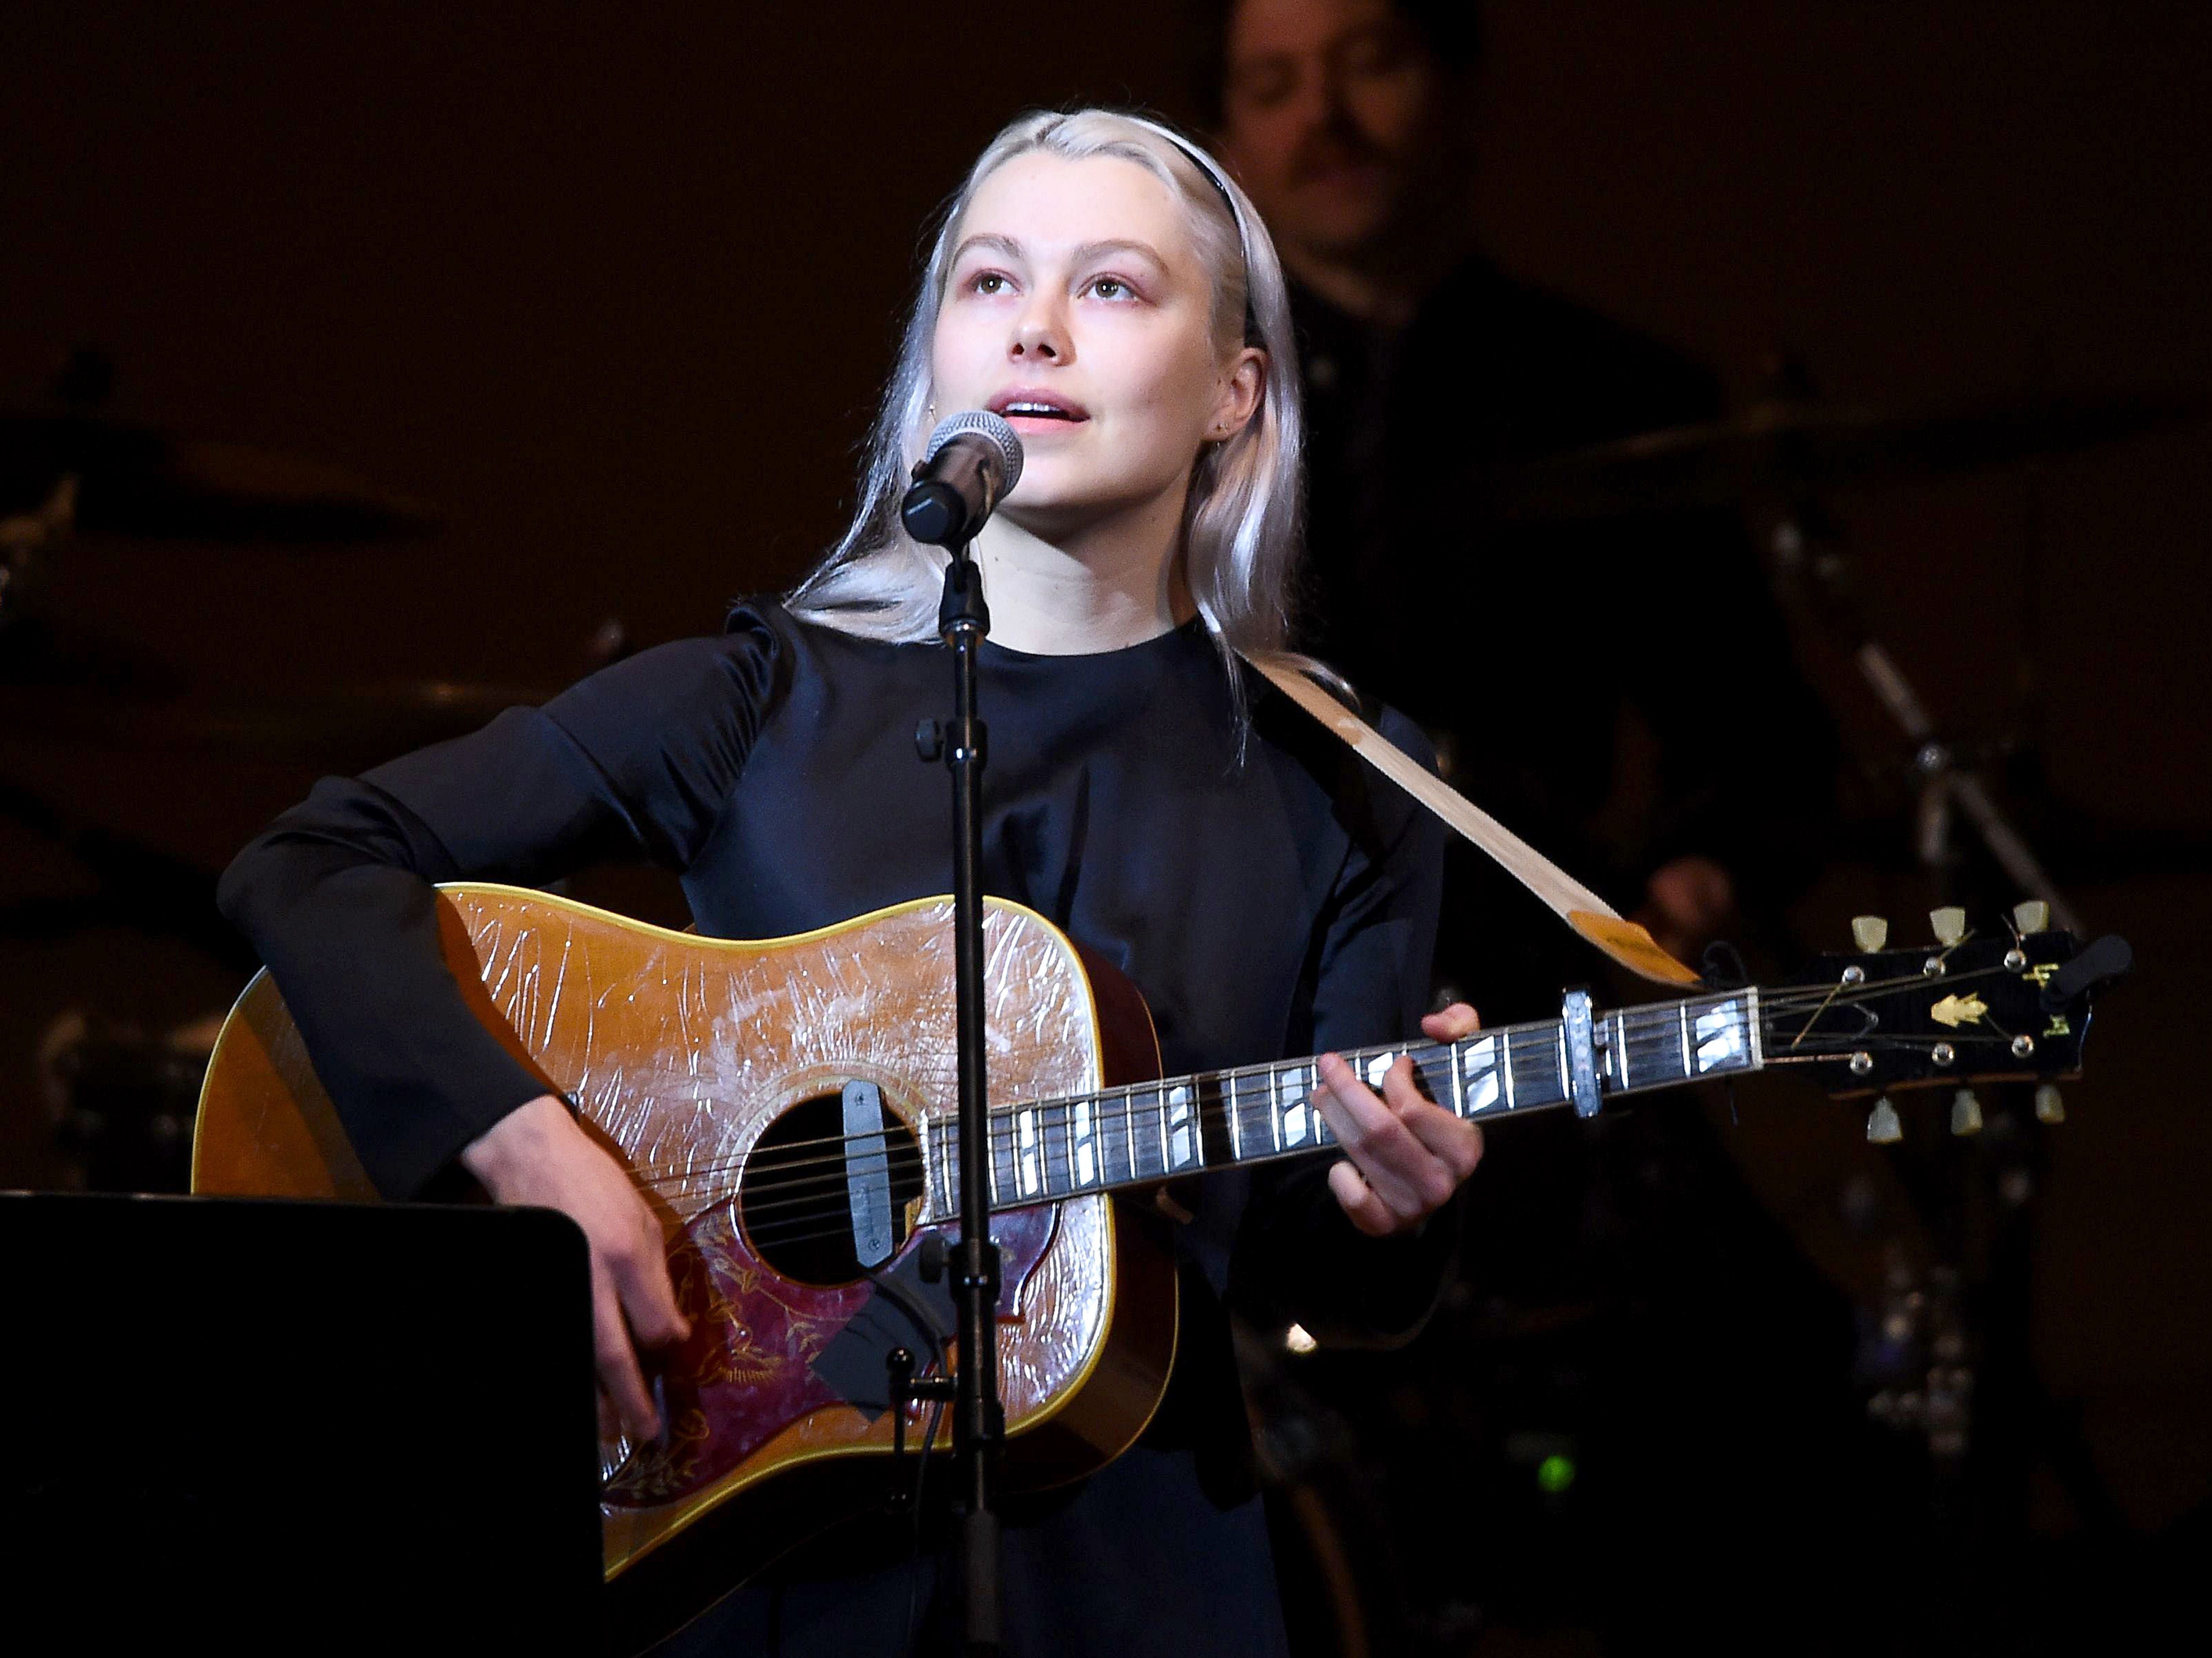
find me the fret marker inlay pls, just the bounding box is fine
[1695,1001,1747,1073]
[1073,1097,1096,1187]
[1281,1067,1311,1146]
[1167,1085,1197,1170]
[1017,1108,1040,1197]
[1461,1036,1501,1113]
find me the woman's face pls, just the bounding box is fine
[931,151,1262,542]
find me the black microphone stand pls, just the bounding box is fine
[928,538,1006,1655]
[893,416,1020,1653]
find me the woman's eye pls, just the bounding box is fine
[970,271,1010,295]
[1086,276,1130,300]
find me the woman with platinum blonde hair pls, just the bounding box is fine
[792,108,1303,674]
[218,108,1484,1654]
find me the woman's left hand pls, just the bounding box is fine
[1312,1002,1486,1237]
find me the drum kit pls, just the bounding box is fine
[2,351,2201,1644]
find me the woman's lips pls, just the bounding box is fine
[1002,411,1088,436]
[989,391,1090,426]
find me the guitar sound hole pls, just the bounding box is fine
[738,1092,926,1287]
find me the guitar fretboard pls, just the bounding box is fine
[920,989,1762,1222]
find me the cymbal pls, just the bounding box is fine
[1476,387,2210,519]
[1,413,439,543]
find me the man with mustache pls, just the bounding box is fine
[1202,0,1836,1006]
[1198,3,1856,1649]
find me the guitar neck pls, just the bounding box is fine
[920,986,1765,1221]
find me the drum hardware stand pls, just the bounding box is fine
[1768,508,2080,934]
[1767,499,2126,1556]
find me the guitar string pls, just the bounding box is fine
[615,978,2026,1213]
[612,966,2025,1200]
[663,1023,2043,1238]
[621,967,2030,1213]
[722,1037,2049,1258]
[609,974,1925,1192]
[639,1016,2029,1212]
[688,1026,2039,1253]
[708,1032,2038,1258]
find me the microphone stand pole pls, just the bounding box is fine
[934,539,1005,1655]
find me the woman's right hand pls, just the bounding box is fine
[461,1093,691,1443]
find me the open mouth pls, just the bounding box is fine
[990,392,1089,424]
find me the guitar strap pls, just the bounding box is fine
[1242,652,1702,988]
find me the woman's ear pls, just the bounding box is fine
[1210,347,1266,440]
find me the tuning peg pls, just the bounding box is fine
[2034,1084,2065,1125]
[1949,1088,1983,1136]
[2013,899,2051,935]
[1851,915,1890,952]
[1930,907,1968,947]
[1866,1097,1903,1143]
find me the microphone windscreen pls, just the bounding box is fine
[922,410,1025,494]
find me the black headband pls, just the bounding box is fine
[1166,137,1262,347]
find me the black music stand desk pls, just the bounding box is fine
[0,1192,603,1653]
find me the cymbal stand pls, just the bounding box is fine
[1768,512,2082,931]
[1769,503,2124,1573]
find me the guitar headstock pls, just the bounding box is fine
[1759,901,2131,1139]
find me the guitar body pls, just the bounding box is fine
[191,885,1178,1648]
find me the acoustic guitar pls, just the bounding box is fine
[190,886,2124,1648]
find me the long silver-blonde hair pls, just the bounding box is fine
[786,109,1303,671]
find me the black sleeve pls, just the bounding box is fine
[215,613,783,1198]
[1230,705,1456,1348]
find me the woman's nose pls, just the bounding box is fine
[1010,299,1068,362]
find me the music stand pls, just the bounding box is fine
[0,1193,603,1653]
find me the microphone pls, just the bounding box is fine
[901,411,1024,548]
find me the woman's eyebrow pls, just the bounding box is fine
[950,233,1170,270]
[950,232,1023,264]
[1072,238,1169,269]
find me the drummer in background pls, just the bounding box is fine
[1198,0,1838,1013]
[1194,2,1859,1647]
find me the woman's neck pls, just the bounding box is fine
[969,489,1194,655]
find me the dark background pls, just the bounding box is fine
[3,0,2208,1642]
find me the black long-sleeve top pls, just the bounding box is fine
[217,598,1449,1657]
